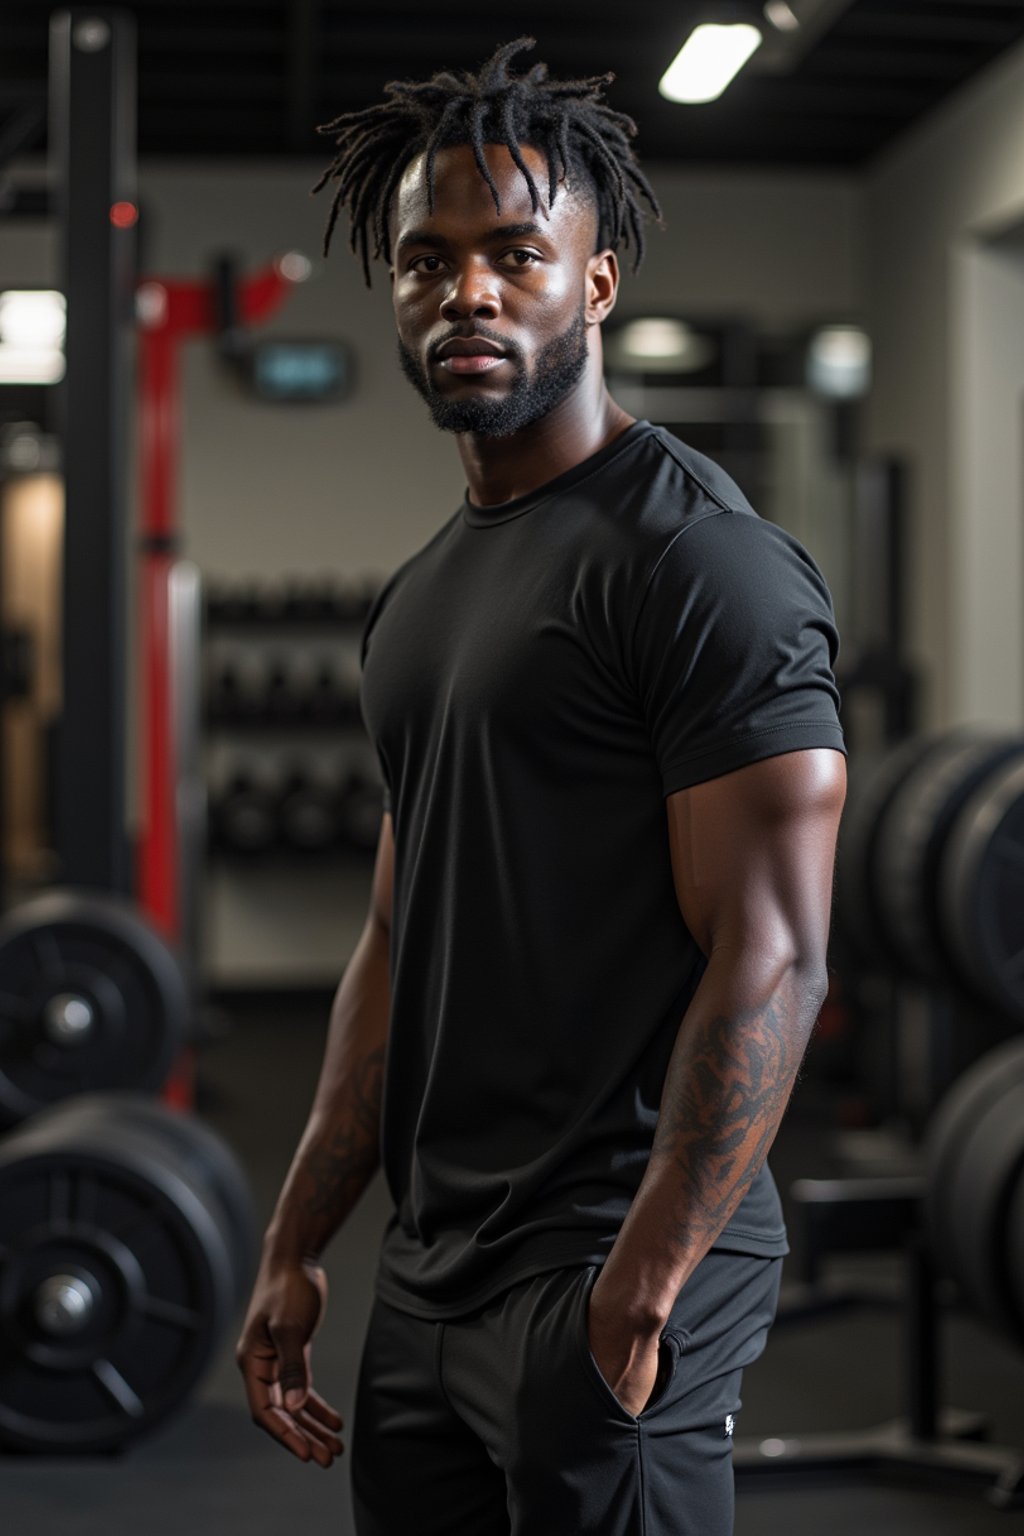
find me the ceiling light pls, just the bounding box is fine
[659,23,763,105]
[0,347,66,385]
[763,2,801,33]
[0,290,66,349]
[605,318,718,374]
[0,291,66,385]
[806,325,871,399]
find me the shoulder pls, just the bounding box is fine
[636,423,755,519]
[612,426,828,597]
[361,506,462,660]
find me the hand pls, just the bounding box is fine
[586,1266,665,1418]
[236,1257,345,1467]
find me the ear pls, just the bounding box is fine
[585,248,620,325]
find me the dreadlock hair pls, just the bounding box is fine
[312,36,662,286]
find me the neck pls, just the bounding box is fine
[457,363,635,508]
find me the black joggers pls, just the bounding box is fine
[351,1249,783,1536]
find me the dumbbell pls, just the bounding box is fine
[213,768,279,856]
[278,765,342,854]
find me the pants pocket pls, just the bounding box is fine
[573,1266,690,1424]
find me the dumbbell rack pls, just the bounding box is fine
[202,576,385,864]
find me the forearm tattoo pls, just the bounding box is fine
[651,984,810,1250]
[296,1045,386,1238]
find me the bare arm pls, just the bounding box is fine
[237,812,394,1466]
[263,810,394,1263]
[587,748,846,1411]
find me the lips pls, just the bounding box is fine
[432,335,510,375]
[434,336,507,360]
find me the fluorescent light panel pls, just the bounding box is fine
[0,291,67,385]
[659,23,763,104]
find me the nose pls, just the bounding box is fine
[439,260,500,321]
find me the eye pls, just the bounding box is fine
[501,248,541,268]
[409,254,446,273]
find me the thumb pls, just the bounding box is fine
[271,1326,310,1411]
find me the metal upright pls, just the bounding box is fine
[49,9,137,895]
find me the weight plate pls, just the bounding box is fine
[0,890,189,1128]
[31,1093,257,1307]
[939,753,1024,1022]
[873,733,1021,985]
[835,734,947,968]
[0,1110,234,1451]
[1005,1168,1024,1344]
[943,1075,1024,1343]
[925,1036,1024,1286]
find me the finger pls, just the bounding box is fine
[296,1406,344,1459]
[303,1389,344,1431]
[252,1404,322,1462]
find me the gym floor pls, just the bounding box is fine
[7,997,1024,1536]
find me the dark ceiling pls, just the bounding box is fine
[2,1,1024,169]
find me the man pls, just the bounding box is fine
[237,36,847,1536]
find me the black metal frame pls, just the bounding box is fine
[735,1207,1024,1510]
[49,8,136,895]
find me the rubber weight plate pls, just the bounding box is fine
[942,1074,1024,1343]
[872,732,1021,985]
[1005,1168,1024,1345]
[835,734,948,969]
[29,1092,258,1307]
[0,889,189,1128]
[925,1036,1024,1287]
[0,1102,235,1451]
[939,752,1024,1023]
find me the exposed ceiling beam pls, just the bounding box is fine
[287,0,320,150]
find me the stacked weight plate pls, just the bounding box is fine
[0,1092,256,1452]
[0,890,189,1128]
[837,730,1024,1024]
[926,1038,1024,1345]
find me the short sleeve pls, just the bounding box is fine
[630,513,846,795]
[360,576,398,818]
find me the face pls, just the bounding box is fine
[390,142,619,436]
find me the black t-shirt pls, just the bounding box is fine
[360,420,846,1319]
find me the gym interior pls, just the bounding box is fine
[3,4,1024,1533]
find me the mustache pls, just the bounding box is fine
[426,327,524,366]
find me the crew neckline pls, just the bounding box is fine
[461,420,655,527]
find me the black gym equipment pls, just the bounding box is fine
[836,732,956,973]
[736,1055,1024,1510]
[213,769,279,858]
[0,1092,255,1453]
[872,733,1024,991]
[925,1038,1024,1346]
[939,753,1024,1024]
[0,890,189,1128]
[277,766,342,854]
[51,7,137,898]
[734,1228,1024,1510]
[743,733,1024,1509]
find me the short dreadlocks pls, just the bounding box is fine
[312,36,662,286]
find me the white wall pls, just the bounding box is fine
[864,36,1024,731]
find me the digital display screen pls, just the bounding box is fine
[250,340,352,402]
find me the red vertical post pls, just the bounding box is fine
[134,264,297,1108]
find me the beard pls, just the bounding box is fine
[397,309,589,437]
